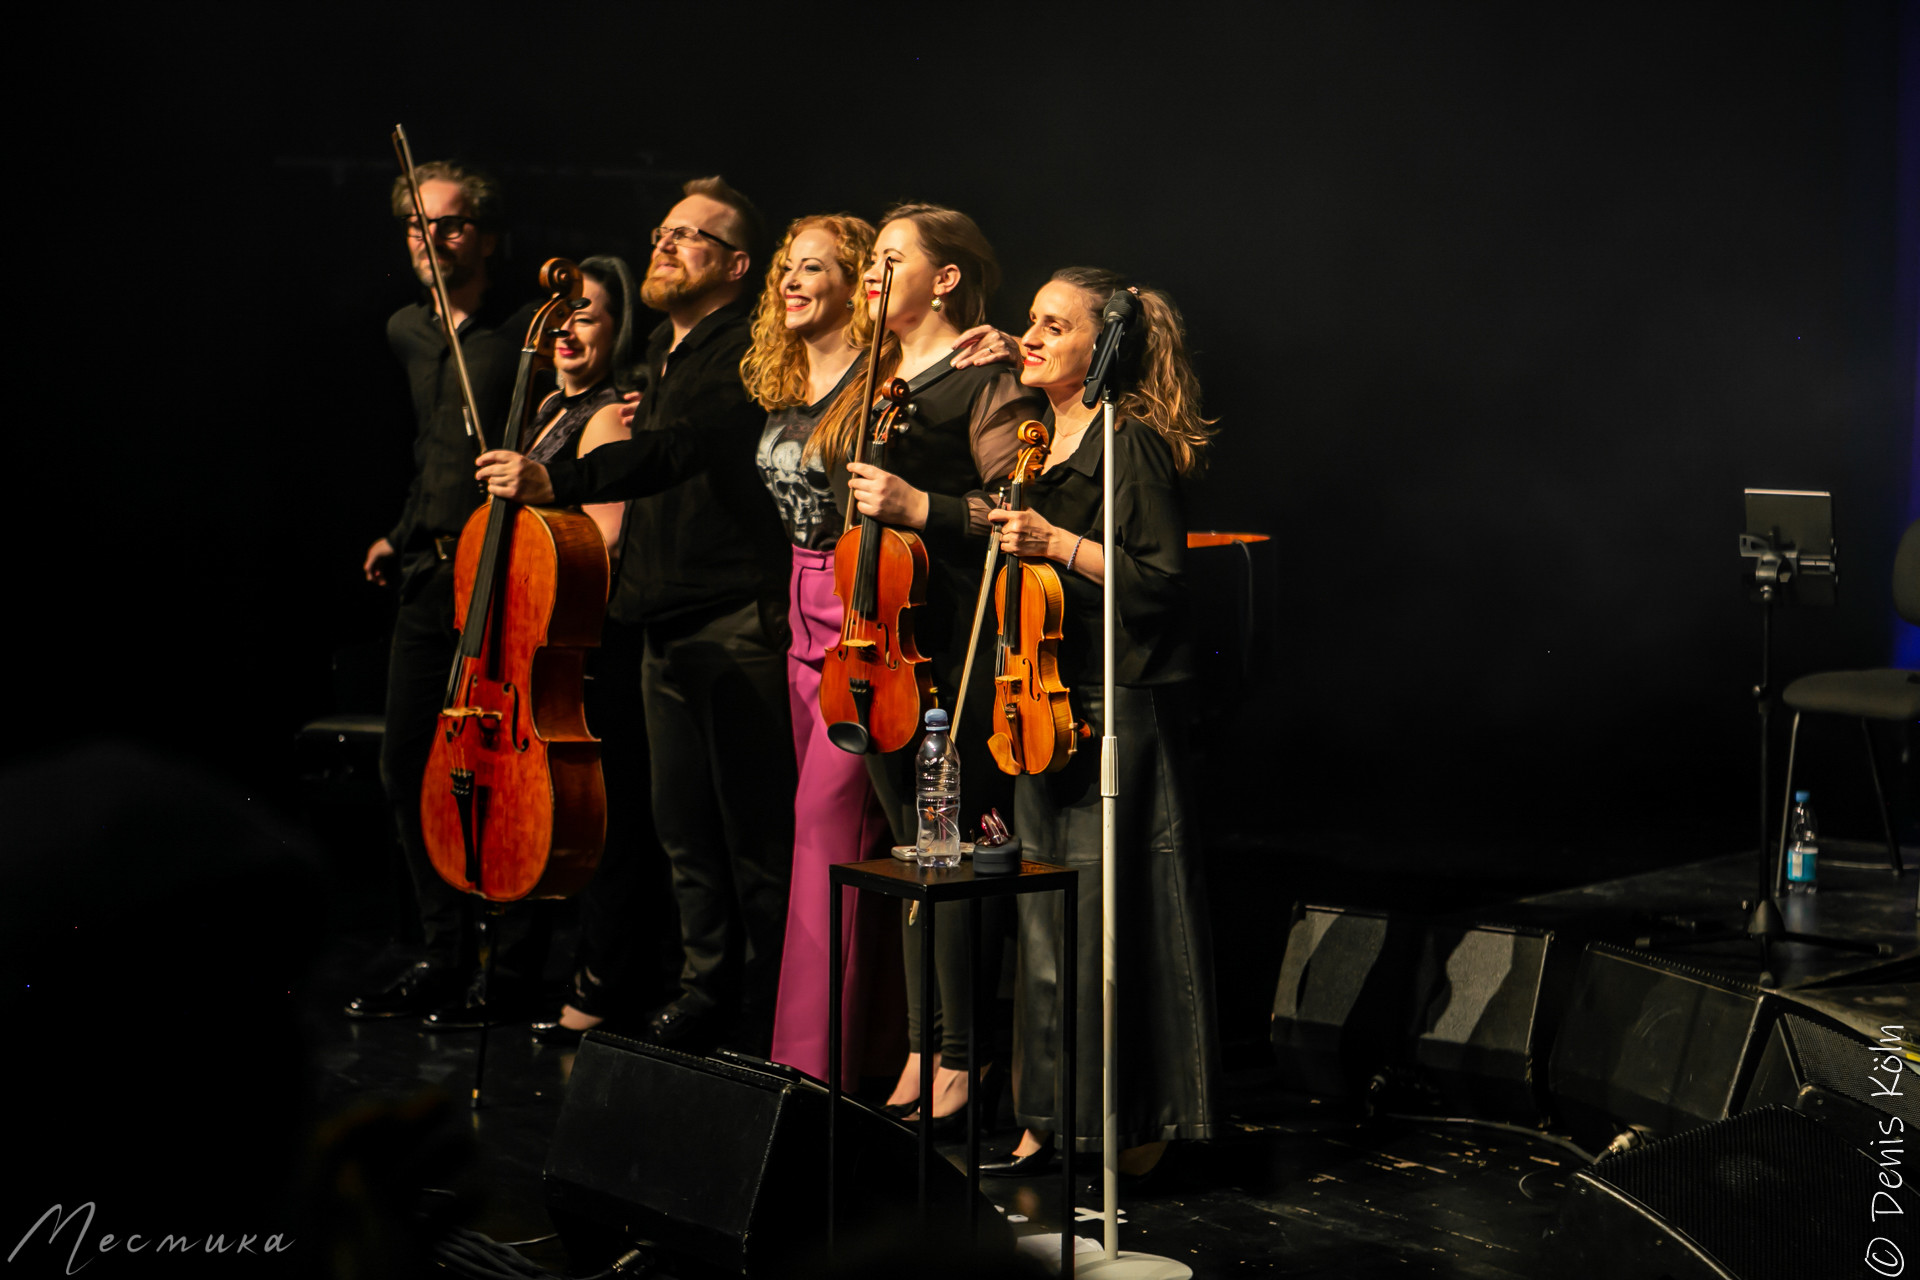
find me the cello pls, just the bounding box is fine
[985,420,1085,775]
[820,259,934,754]
[419,257,610,900]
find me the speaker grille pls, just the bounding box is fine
[1778,1012,1920,1127]
[1577,1106,1915,1280]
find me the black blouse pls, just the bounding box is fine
[1021,410,1194,687]
[525,381,619,464]
[825,360,1044,669]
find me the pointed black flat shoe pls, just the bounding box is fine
[530,1018,591,1047]
[979,1145,1054,1178]
[881,1099,920,1120]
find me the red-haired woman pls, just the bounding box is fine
[812,203,1044,1127]
[744,214,899,1085]
[980,268,1221,1178]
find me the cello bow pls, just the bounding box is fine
[391,123,490,450]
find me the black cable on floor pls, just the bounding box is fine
[1379,1112,1597,1164]
[431,1226,648,1280]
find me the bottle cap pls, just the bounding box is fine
[1793,790,1811,803]
[924,708,949,730]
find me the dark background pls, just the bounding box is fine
[19,1,1916,876]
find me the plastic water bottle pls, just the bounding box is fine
[915,708,962,868]
[1785,790,1819,894]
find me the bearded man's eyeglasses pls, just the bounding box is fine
[651,224,738,252]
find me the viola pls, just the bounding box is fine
[820,259,933,755]
[419,257,609,899]
[986,420,1085,775]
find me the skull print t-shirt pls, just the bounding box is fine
[755,361,861,551]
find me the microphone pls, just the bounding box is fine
[1081,290,1141,408]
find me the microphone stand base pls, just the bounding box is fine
[1072,1252,1193,1279]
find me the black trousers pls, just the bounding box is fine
[568,618,680,1018]
[378,556,551,980]
[1012,683,1220,1150]
[640,599,796,1043]
[864,637,1014,1070]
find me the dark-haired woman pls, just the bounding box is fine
[813,204,1045,1125]
[522,255,635,545]
[741,213,901,1086]
[516,256,675,1044]
[980,268,1221,1176]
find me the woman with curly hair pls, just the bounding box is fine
[744,214,901,1084]
[980,268,1222,1179]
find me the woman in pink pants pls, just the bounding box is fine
[746,213,900,1085]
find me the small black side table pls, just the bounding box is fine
[828,856,1079,1277]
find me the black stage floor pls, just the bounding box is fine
[316,971,1576,1278]
[306,844,1916,1277]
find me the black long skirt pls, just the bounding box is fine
[1011,682,1221,1150]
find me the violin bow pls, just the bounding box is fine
[951,518,1001,739]
[953,422,1051,738]
[843,258,894,534]
[392,123,490,452]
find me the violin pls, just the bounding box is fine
[820,259,934,755]
[986,420,1085,775]
[419,257,609,899]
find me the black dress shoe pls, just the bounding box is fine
[420,976,535,1031]
[343,960,463,1020]
[880,1100,920,1120]
[979,1145,1054,1178]
[646,996,722,1050]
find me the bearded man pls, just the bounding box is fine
[477,176,796,1054]
[345,161,555,1028]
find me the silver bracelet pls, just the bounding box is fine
[1065,534,1088,572]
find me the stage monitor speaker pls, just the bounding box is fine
[543,1033,1009,1277]
[1270,904,1415,1101]
[1738,1007,1920,1137]
[1541,1105,1917,1280]
[1408,921,1578,1124]
[1548,944,1770,1150]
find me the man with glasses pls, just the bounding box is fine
[346,160,551,1028]
[477,176,796,1055]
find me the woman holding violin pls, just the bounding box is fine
[742,213,900,1084]
[980,268,1222,1178]
[815,203,1043,1126]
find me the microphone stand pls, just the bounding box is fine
[1075,385,1190,1280]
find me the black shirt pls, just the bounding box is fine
[385,292,539,567]
[544,298,788,627]
[1023,411,1194,686]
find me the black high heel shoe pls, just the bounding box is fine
[880,1099,919,1120]
[980,1141,1054,1178]
[923,1062,1001,1139]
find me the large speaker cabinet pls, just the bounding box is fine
[1541,1105,1917,1280]
[1548,944,1772,1150]
[544,1034,1006,1277]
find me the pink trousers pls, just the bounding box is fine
[769,546,899,1084]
